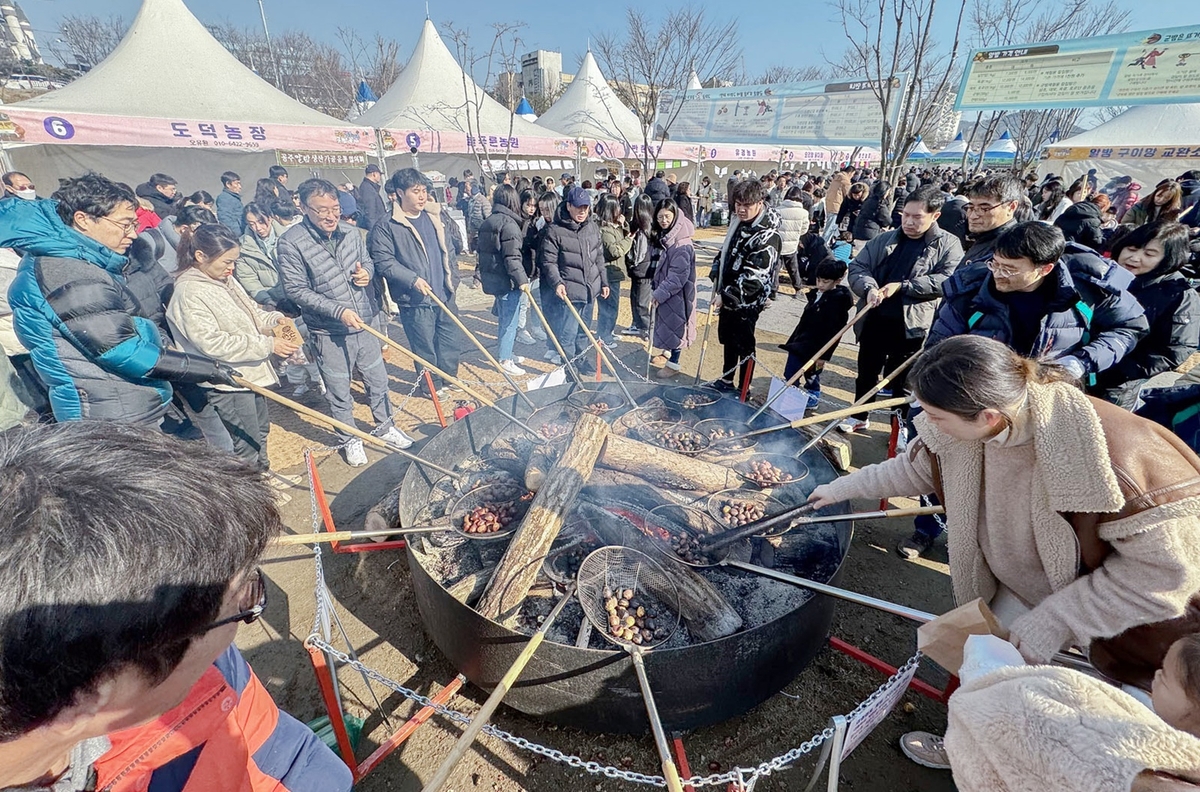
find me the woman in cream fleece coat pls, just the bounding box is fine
[167,224,299,470]
[810,335,1200,684]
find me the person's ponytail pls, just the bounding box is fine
[175,223,239,275]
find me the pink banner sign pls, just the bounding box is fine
[379,128,701,162]
[0,108,376,152]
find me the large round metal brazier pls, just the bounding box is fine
[395,383,852,733]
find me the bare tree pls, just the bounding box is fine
[594,7,743,173]
[832,0,970,185]
[755,64,828,84]
[336,28,402,98]
[51,14,127,70]
[961,0,1130,174]
[444,21,527,178]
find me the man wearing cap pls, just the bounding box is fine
[358,165,387,233]
[539,186,608,371]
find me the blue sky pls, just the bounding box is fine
[19,0,1199,83]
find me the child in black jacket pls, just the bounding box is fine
[780,258,854,409]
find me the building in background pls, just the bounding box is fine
[521,49,562,100]
[0,2,40,63]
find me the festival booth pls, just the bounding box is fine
[1040,103,1200,186]
[358,20,578,182]
[906,137,934,161]
[980,131,1017,165]
[0,0,374,194]
[932,132,976,163]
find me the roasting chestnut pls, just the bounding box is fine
[742,460,795,487]
[718,498,766,527]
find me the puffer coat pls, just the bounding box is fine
[538,203,604,303]
[1096,266,1200,388]
[277,217,380,336]
[476,204,528,295]
[776,200,811,256]
[652,213,697,351]
[234,229,285,307]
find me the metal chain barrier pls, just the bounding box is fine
[748,354,903,418]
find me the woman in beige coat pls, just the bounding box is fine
[809,335,1200,769]
[167,224,299,470]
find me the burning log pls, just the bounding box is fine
[599,433,740,492]
[447,566,497,607]
[578,502,743,641]
[477,413,611,625]
[524,444,561,491]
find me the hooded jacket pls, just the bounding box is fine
[776,199,811,256]
[927,243,1148,376]
[851,182,891,241]
[538,202,604,303]
[820,381,1200,686]
[135,181,180,220]
[1054,200,1106,251]
[709,205,782,312]
[368,200,458,308]
[476,203,528,295]
[278,216,380,336]
[643,176,671,203]
[93,645,352,792]
[847,223,963,339]
[3,199,224,423]
[651,213,697,351]
[959,218,1017,271]
[1096,262,1200,388]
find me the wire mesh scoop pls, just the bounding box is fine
[576,546,686,792]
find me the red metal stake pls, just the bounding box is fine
[356,675,467,778]
[307,450,406,555]
[828,636,950,703]
[671,736,696,792]
[306,641,358,774]
[739,358,755,403]
[426,370,447,428]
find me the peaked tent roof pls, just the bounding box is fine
[359,19,556,138]
[908,136,933,158]
[535,51,644,144]
[984,131,1017,155]
[515,97,536,119]
[936,132,976,156]
[1050,103,1200,148]
[12,0,345,125]
[687,71,703,90]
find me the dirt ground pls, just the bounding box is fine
[240,228,960,791]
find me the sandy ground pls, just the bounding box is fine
[240,228,960,791]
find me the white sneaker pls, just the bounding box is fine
[837,418,870,434]
[500,359,527,376]
[516,330,537,345]
[342,439,368,467]
[380,426,415,450]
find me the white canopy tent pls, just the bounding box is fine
[687,71,703,91]
[360,19,570,179]
[933,132,976,161]
[1040,103,1200,187]
[3,0,371,192]
[907,137,934,160]
[535,51,647,156]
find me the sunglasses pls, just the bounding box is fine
[200,567,267,633]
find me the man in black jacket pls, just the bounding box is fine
[358,165,388,233]
[539,187,608,371]
[369,168,465,396]
[135,173,181,220]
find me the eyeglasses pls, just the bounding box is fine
[986,259,1023,278]
[965,202,1005,215]
[306,207,340,219]
[200,567,267,633]
[96,215,139,236]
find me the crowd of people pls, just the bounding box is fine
[2,154,1200,790]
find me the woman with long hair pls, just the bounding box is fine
[476,184,532,374]
[166,223,299,470]
[674,181,695,223]
[254,178,284,209]
[809,334,1200,770]
[514,188,544,345]
[696,176,715,228]
[1097,222,1200,405]
[623,193,656,337]
[1037,180,1072,223]
[648,199,697,378]
[1124,180,1184,226]
[596,194,632,346]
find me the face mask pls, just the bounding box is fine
[15,189,35,200]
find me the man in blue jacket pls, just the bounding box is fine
[4,173,234,425]
[215,171,244,233]
[926,221,1147,381]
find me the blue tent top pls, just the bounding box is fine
[356,80,379,103]
[515,96,535,116]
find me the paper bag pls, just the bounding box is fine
[273,319,303,346]
[917,598,1010,674]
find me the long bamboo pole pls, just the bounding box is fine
[520,284,584,387]
[559,295,636,407]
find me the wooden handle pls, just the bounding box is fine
[270,526,447,546]
[235,377,460,481]
[559,296,636,407]
[359,324,495,408]
[783,396,909,430]
[425,290,536,409]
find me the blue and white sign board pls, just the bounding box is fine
[957,25,1200,110]
[657,76,906,147]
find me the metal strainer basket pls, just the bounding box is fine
[576,546,681,650]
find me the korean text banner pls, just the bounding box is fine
[956,24,1200,111]
[0,108,376,152]
[655,77,906,147]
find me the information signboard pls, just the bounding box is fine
[957,24,1200,110]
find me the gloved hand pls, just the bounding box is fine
[207,363,241,388]
[1058,356,1087,381]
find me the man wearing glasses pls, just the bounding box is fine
[959,175,1023,271]
[928,221,1146,380]
[3,173,237,425]
[0,422,351,791]
[278,178,413,468]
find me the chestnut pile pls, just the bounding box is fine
[705,426,737,441]
[742,460,795,487]
[461,502,520,534]
[680,394,706,410]
[603,585,668,645]
[643,426,705,453]
[669,532,715,566]
[538,419,573,441]
[583,401,611,416]
[717,498,766,527]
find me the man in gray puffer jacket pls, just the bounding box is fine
[278,178,413,467]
